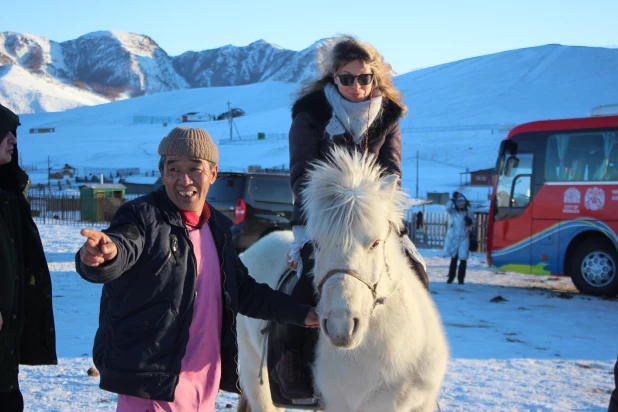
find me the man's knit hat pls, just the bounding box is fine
[158,126,219,164]
[0,104,20,143]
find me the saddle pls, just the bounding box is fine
[263,268,320,409]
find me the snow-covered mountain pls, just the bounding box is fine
[0,31,328,113]
[2,30,618,119]
[61,31,188,95]
[173,38,333,88]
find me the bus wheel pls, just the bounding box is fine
[569,238,618,296]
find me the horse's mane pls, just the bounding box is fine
[301,147,409,251]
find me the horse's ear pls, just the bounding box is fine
[381,174,399,199]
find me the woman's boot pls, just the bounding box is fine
[447,257,457,283]
[458,260,467,284]
[275,243,315,399]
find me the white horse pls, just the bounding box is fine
[237,147,448,412]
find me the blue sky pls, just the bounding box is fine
[9,0,618,74]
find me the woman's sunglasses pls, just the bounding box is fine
[336,73,374,86]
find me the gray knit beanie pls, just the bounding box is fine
[158,126,219,164]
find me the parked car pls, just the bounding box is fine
[216,108,245,120]
[181,112,215,122]
[207,171,293,251]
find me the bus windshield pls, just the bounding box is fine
[495,153,533,209]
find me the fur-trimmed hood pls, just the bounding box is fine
[291,89,403,146]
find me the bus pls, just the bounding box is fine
[487,113,618,296]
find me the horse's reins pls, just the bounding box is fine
[316,225,392,312]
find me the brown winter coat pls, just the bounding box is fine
[289,89,403,226]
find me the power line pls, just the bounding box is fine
[403,155,467,170]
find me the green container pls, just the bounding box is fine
[79,184,126,222]
[257,132,266,140]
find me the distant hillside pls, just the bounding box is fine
[396,44,618,125]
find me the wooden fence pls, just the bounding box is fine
[27,190,123,226]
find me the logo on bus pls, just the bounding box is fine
[584,187,605,211]
[562,187,581,214]
[563,188,581,204]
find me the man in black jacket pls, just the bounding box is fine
[76,126,318,409]
[0,104,57,412]
[610,357,618,412]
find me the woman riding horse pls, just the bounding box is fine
[277,35,429,399]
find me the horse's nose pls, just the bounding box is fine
[321,315,360,348]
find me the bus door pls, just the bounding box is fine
[491,153,535,273]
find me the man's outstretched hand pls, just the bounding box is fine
[79,228,118,267]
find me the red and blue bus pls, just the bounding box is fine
[487,113,618,296]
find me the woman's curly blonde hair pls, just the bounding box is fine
[297,35,407,117]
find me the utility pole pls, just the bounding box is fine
[416,150,419,199]
[47,156,51,194]
[227,100,232,140]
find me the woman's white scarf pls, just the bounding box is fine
[324,83,383,145]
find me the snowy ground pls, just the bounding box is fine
[19,224,617,411]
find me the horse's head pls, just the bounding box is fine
[302,147,410,349]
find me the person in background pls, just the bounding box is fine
[75,126,318,411]
[610,357,618,412]
[416,211,424,230]
[444,191,475,285]
[277,35,429,400]
[0,104,57,412]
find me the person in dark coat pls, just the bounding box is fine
[277,35,428,399]
[75,127,318,409]
[0,104,57,412]
[416,211,424,230]
[610,357,618,412]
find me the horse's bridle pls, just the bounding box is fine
[316,225,393,311]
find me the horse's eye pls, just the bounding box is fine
[369,240,381,250]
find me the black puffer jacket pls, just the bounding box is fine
[0,105,57,392]
[610,357,618,412]
[76,187,311,401]
[289,89,403,226]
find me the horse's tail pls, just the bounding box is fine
[237,394,252,412]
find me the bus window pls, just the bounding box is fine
[545,131,617,182]
[594,132,618,181]
[511,175,531,208]
[496,153,533,208]
[605,143,618,181]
